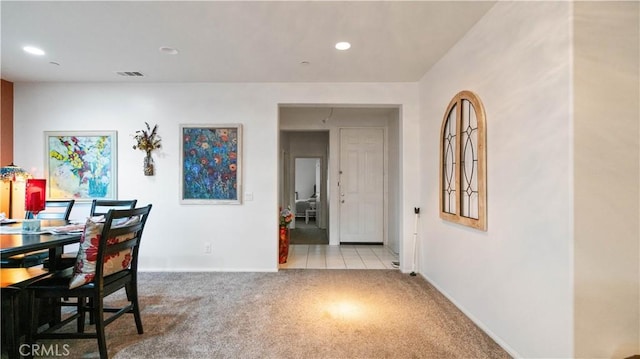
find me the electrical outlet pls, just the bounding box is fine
[204,242,212,254]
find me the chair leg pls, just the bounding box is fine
[2,291,20,359]
[77,296,86,333]
[94,297,108,359]
[88,297,95,324]
[47,298,61,327]
[125,282,133,301]
[126,282,143,334]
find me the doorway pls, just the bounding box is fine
[291,157,328,244]
[279,106,401,256]
[279,130,329,229]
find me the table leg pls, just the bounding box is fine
[47,247,64,324]
[48,247,63,271]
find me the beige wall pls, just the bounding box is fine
[573,2,640,357]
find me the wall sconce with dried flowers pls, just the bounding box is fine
[133,122,162,176]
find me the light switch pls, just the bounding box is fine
[245,192,253,201]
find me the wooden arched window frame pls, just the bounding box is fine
[439,90,487,231]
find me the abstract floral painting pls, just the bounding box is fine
[45,131,117,200]
[180,124,242,204]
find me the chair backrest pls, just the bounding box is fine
[90,199,137,217]
[25,200,75,220]
[94,205,152,283]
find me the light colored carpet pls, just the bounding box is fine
[28,271,511,359]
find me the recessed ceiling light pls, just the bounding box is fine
[159,46,179,55]
[335,42,351,51]
[23,46,45,56]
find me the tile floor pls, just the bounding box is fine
[280,244,399,270]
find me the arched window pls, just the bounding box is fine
[439,90,487,231]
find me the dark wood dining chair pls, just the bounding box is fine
[62,198,139,266]
[25,204,152,359]
[2,200,76,268]
[44,199,139,271]
[90,199,137,216]
[26,199,75,220]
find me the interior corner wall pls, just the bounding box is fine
[573,2,640,357]
[418,2,573,358]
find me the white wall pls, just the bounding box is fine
[573,2,640,357]
[13,82,419,271]
[418,2,573,358]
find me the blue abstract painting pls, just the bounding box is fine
[180,125,242,204]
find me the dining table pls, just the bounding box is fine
[1,219,84,271]
[1,219,84,359]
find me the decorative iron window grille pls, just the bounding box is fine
[439,91,487,231]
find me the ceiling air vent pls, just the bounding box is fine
[115,71,144,77]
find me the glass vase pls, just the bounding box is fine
[144,154,155,176]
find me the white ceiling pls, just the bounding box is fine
[1,1,495,83]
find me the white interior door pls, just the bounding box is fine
[339,128,384,243]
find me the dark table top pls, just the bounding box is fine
[0,220,83,259]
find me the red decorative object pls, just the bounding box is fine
[25,179,46,216]
[278,225,290,264]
